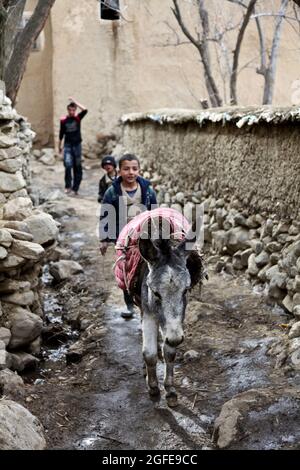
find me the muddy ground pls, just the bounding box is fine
[19,158,300,450]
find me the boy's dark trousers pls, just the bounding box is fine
[64,143,82,192]
[124,290,135,311]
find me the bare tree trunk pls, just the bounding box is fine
[0,0,26,81]
[198,0,222,107]
[0,3,7,81]
[261,0,288,104]
[230,0,257,105]
[4,0,26,69]
[171,0,222,107]
[4,0,56,104]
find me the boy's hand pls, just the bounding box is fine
[99,241,108,256]
[68,96,86,111]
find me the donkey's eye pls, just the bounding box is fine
[152,291,162,300]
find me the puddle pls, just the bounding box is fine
[79,437,99,448]
[71,241,85,251]
[252,283,268,296]
[217,337,275,394]
[47,345,69,362]
[43,292,63,324]
[42,265,53,286]
[168,410,205,435]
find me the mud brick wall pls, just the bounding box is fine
[122,109,300,219]
[121,108,300,321]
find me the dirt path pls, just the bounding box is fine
[22,160,300,450]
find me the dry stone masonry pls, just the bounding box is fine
[122,107,300,371]
[0,96,58,378]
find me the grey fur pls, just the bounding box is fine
[134,234,203,407]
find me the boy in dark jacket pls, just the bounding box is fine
[98,155,117,203]
[58,97,88,195]
[99,154,157,318]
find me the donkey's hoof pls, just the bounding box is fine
[149,386,160,397]
[166,391,178,408]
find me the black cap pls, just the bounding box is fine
[101,155,116,168]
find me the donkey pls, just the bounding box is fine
[132,220,203,407]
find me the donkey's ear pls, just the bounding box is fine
[139,237,159,263]
[176,220,198,253]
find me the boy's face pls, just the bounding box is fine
[103,163,115,174]
[119,160,140,184]
[67,106,77,117]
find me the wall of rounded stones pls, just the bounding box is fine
[0,96,58,375]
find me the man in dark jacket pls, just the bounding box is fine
[59,97,88,195]
[99,154,157,318]
[98,155,117,203]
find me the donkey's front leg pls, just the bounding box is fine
[163,342,178,407]
[142,315,160,397]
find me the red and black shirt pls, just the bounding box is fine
[59,109,88,145]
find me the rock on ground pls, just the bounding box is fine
[0,368,24,397]
[39,148,56,166]
[2,305,43,350]
[49,260,84,282]
[24,213,59,246]
[0,229,13,247]
[11,239,45,260]
[2,197,33,221]
[0,400,46,450]
[9,352,38,372]
[213,389,271,449]
[0,327,12,346]
[0,171,26,193]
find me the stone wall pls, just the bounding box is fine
[122,107,300,319]
[0,96,58,375]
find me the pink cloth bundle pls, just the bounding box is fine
[114,208,190,291]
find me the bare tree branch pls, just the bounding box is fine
[255,13,267,76]
[171,0,222,107]
[152,20,191,47]
[4,0,56,104]
[230,0,257,105]
[171,0,199,48]
[251,12,298,22]
[261,0,289,104]
[169,0,294,107]
[226,0,247,8]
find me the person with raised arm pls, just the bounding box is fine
[59,97,88,196]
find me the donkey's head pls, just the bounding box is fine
[139,232,195,348]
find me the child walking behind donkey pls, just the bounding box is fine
[99,154,157,318]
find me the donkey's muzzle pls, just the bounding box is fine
[166,335,184,347]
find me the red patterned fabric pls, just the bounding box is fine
[114,208,190,291]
